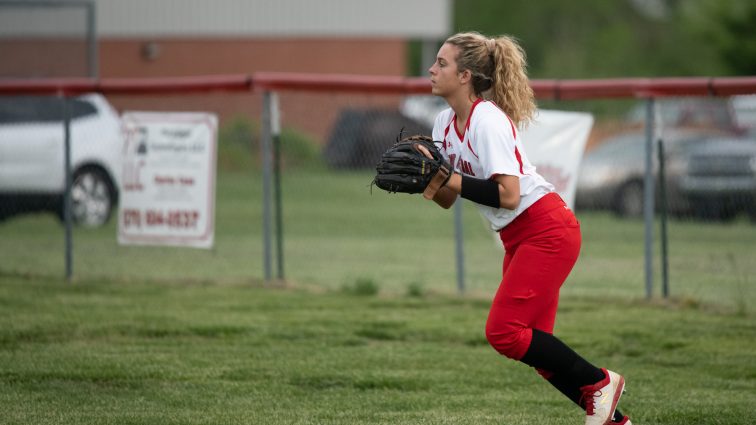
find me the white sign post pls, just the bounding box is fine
[118,112,217,249]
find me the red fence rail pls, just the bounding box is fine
[0,73,754,98]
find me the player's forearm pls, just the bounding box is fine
[492,174,521,210]
[438,173,520,210]
[432,184,457,209]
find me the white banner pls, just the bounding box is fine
[521,109,594,209]
[118,112,217,249]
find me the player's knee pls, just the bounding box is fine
[485,326,528,359]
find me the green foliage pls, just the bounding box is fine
[217,115,258,171]
[219,115,258,148]
[279,126,325,170]
[680,0,756,75]
[217,116,324,171]
[406,281,426,298]
[407,40,423,77]
[447,0,754,78]
[341,277,380,296]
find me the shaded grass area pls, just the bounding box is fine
[0,276,754,424]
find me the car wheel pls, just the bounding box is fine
[613,180,644,218]
[68,167,115,227]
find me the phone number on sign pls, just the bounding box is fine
[122,209,200,229]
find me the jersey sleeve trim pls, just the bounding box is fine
[467,138,480,159]
[506,115,517,140]
[442,115,454,151]
[514,146,525,175]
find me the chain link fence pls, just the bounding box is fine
[1,79,755,314]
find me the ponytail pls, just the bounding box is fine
[489,36,536,127]
[445,32,536,127]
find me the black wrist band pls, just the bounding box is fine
[460,174,501,208]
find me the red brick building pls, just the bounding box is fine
[1,0,451,142]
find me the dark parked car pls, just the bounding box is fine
[575,130,756,221]
[681,136,756,220]
[324,108,430,168]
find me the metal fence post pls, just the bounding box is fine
[261,92,274,281]
[61,94,73,282]
[270,93,284,280]
[85,0,97,78]
[643,98,655,299]
[657,138,669,298]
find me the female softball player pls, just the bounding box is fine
[426,32,632,425]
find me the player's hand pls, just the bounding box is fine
[415,144,434,160]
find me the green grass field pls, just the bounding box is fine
[1,276,755,424]
[1,169,755,423]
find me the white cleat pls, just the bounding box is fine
[613,416,632,425]
[580,368,626,425]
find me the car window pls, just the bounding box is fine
[590,131,719,167]
[626,98,735,130]
[0,96,97,124]
[589,135,645,160]
[0,96,61,124]
[733,95,756,130]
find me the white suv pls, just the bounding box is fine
[0,93,122,227]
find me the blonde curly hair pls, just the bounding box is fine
[445,32,536,127]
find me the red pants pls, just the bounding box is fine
[485,193,581,370]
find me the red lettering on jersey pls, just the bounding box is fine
[448,154,475,176]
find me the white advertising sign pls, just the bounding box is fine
[521,109,594,209]
[118,112,217,249]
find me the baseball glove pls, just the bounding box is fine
[373,134,452,200]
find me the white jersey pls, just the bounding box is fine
[432,99,554,231]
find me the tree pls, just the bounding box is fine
[451,0,750,78]
[681,0,756,75]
